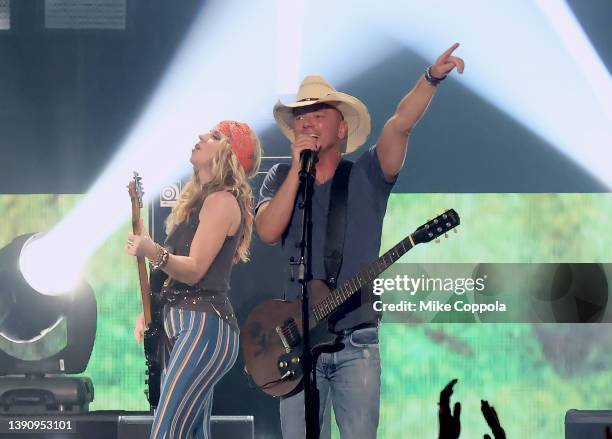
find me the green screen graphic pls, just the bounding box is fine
[377,193,612,438]
[1,194,610,438]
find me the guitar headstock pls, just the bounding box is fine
[412,209,460,244]
[127,172,144,209]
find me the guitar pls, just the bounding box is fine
[127,172,163,409]
[241,209,460,397]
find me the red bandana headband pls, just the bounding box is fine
[216,120,256,174]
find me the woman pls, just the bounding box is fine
[126,120,261,439]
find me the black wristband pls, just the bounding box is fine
[424,66,446,86]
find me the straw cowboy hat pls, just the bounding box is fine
[273,75,371,154]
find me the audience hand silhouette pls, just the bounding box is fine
[438,378,461,439]
[481,399,506,439]
[605,425,611,439]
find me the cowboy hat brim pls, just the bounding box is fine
[273,91,371,154]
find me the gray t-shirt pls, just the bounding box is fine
[257,145,395,331]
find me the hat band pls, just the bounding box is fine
[298,98,320,102]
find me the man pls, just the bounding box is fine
[256,44,464,438]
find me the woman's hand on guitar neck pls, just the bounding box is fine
[134,312,146,343]
[126,219,157,259]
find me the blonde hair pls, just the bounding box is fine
[165,134,262,263]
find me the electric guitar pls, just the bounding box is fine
[127,172,163,409]
[241,209,460,397]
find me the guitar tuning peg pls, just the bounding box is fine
[453,229,458,234]
[444,233,448,238]
[435,238,440,244]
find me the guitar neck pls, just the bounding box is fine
[132,220,153,326]
[128,174,155,326]
[313,234,415,322]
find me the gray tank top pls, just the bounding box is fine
[162,195,243,331]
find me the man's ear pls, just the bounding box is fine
[338,119,348,140]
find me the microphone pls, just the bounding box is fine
[299,149,318,176]
[299,135,319,176]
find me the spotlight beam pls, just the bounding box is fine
[22,0,280,293]
[371,0,612,188]
[23,0,612,295]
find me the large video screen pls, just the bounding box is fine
[1,193,610,438]
[377,193,612,438]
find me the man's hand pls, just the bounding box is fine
[438,378,461,439]
[291,134,320,170]
[431,43,465,79]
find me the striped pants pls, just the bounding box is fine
[150,305,239,439]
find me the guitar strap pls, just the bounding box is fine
[324,159,353,288]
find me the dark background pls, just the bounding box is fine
[1,0,611,194]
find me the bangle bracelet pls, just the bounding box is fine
[150,244,170,271]
[150,243,162,265]
[424,65,446,86]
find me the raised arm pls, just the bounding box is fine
[376,43,465,182]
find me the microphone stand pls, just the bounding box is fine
[296,150,319,439]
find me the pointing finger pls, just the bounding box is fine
[439,42,460,62]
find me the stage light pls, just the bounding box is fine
[0,234,96,413]
[0,235,67,342]
[19,233,84,297]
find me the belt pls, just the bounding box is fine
[158,286,229,305]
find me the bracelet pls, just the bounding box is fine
[150,243,170,271]
[424,65,446,86]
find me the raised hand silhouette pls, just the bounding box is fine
[438,379,461,439]
[481,399,506,439]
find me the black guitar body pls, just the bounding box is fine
[143,317,163,409]
[143,269,167,409]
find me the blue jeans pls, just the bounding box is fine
[280,326,381,439]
